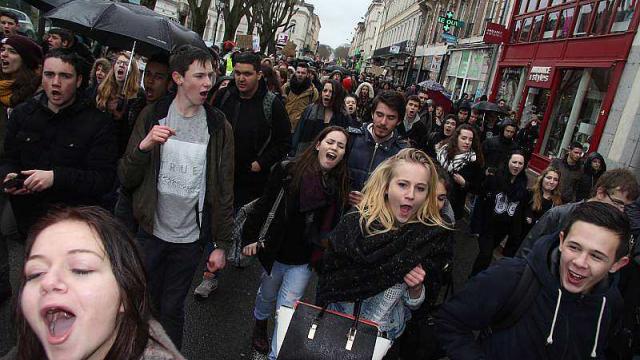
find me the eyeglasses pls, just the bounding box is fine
[606,192,627,210]
[115,60,128,66]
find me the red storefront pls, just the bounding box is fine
[489,0,640,172]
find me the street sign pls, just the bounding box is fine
[390,45,400,54]
[437,11,460,32]
[441,33,458,44]
[483,22,508,44]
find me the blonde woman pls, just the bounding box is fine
[95,52,141,156]
[317,148,451,343]
[521,167,562,241]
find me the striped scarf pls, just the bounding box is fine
[436,144,477,173]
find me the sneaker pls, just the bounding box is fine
[194,275,218,299]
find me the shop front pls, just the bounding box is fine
[443,47,494,101]
[490,0,639,172]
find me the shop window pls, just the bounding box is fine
[551,0,565,6]
[519,0,529,14]
[511,19,523,42]
[539,0,550,10]
[497,67,527,111]
[574,3,594,36]
[591,0,615,34]
[556,8,575,38]
[528,0,539,12]
[612,0,635,32]
[541,68,611,157]
[544,11,559,38]
[520,17,534,41]
[531,14,545,40]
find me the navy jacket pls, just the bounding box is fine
[347,123,406,191]
[435,233,624,360]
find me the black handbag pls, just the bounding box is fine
[277,301,389,360]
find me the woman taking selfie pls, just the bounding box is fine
[242,127,350,359]
[435,124,484,220]
[12,206,183,360]
[317,148,450,346]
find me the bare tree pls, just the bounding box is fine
[186,0,213,36]
[140,0,158,10]
[252,0,297,54]
[317,44,332,60]
[222,0,258,43]
[334,45,349,60]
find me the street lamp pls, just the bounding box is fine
[213,0,225,46]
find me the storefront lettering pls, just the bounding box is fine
[528,66,552,83]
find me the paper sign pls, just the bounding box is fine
[236,34,253,50]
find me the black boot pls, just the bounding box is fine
[252,318,270,354]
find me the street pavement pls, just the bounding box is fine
[0,219,478,360]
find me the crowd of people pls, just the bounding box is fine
[0,17,640,360]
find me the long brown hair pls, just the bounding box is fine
[0,62,40,107]
[15,206,152,360]
[96,52,140,111]
[532,167,563,212]
[443,124,485,167]
[289,126,350,206]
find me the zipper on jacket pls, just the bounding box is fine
[367,143,380,175]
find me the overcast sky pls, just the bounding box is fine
[306,0,370,48]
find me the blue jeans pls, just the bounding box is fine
[253,261,313,360]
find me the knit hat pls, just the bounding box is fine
[1,35,43,71]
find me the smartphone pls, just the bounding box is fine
[3,174,26,190]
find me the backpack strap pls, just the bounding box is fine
[256,92,276,157]
[490,262,541,332]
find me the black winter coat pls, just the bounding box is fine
[396,118,429,150]
[347,124,406,191]
[291,103,350,155]
[242,161,343,274]
[482,134,518,171]
[436,233,624,360]
[0,93,117,233]
[576,152,606,201]
[214,79,291,191]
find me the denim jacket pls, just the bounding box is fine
[329,283,425,341]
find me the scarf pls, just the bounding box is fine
[289,76,312,95]
[317,212,448,304]
[436,145,477,173]
[0,80,14,107]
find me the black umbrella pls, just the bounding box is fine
[45,0,207,57]
[325,65,351,76]
[23,0,72,12]
[472,101,507,114]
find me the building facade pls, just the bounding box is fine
[490,0,640,174]
[362,0,385,63]
[280,1,321,57]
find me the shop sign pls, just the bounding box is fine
[441,33,458,44]
[390,45,400,54]
[526,65,554,88]
[438,11,460,32]
[483,22,508,44]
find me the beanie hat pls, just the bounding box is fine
[1,35,43,71]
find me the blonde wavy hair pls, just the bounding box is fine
[96,52,140,111]
[356,148,447,236]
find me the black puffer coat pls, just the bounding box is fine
[576,152,606,201]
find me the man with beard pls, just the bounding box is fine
[346,91,406,206]
[283,61,318,131]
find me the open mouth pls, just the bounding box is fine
[399,204,413,217]
[567,270,586,285]
[199,90,208,98]
[117,69,125,77]
[42,306,76,344]
[50,90,62,99]
[326,152,337,161]
[1,60,9,67]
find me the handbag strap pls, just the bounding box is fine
[258,188,285,248]
[307,300,363,352]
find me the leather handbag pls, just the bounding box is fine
[276,301,391,360]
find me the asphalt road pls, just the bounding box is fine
[0,219,478,360]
